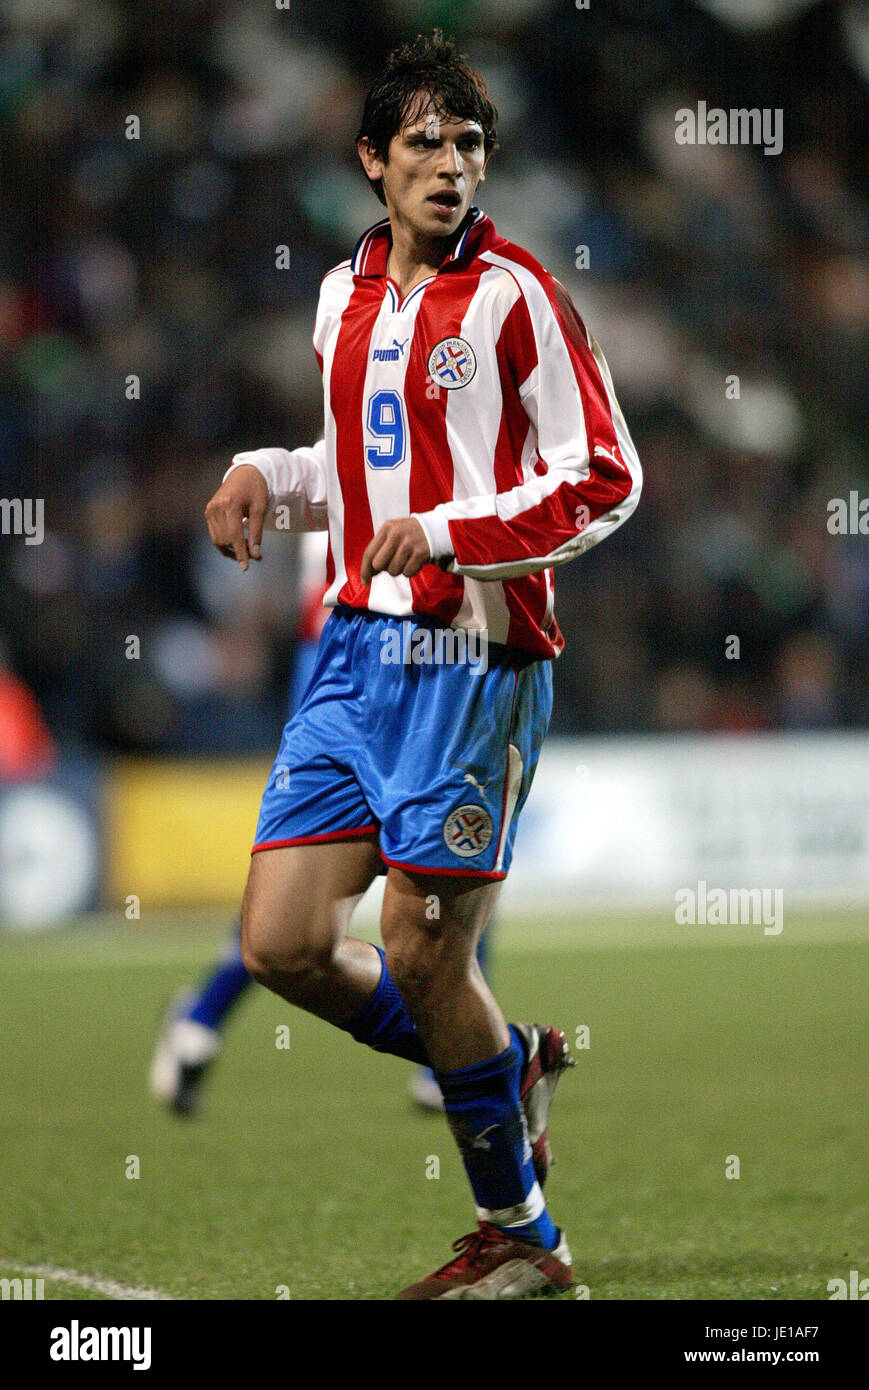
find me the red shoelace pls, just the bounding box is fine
[432,1223,507,1280]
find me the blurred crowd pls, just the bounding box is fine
[1,0,867,757]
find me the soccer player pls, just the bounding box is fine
[204,32,641,1298]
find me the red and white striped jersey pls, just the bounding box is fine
[229,209,642,659]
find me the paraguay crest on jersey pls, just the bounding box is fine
[428,337,477,390]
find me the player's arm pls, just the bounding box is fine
[206,268,337,570]
[205,441,328,571]
[409,277,643,581]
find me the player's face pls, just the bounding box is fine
[362,102,488,240]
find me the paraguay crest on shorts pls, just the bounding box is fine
[428,337,477,390]
[443,804,493,858]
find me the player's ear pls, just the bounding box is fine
[357,137,382,179]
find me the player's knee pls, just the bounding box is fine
[243,933,334,986]
[241,906,334,985]
[383,934,444,1012]
[240,931,273,985]
[239,919,272,984]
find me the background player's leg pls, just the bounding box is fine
[149,920,252,1114]
[186,921,250,1029]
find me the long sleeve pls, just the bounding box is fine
[413,275,642,581]
[223,441,329,532]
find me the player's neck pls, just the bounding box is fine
[386,217,460,299]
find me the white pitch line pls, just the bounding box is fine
[1,1258,175,1301]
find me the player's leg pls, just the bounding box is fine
[244,835,569,1181]
[240,822,561,1206]
[244,835,571,1213]
[410,921,496,1111]
[381,865,572,1298]
[356,616,571,1295]
[240,835,384,1022]
[381,867,505,1068]
[242,836,432,1065]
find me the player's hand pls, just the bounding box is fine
[361,517,431,585]
[204,464,269,572]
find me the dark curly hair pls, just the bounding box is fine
[357,31,499,205]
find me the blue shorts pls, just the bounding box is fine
[253,607,553,880]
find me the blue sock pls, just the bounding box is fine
[436,1036,558,1250]
[344,946,429,1064]
[186,927,252,1030]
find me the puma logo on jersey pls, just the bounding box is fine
[594,443,623,467]
[373,337,409,362]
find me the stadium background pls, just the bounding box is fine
[0,0,867,1307]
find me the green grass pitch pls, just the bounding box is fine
[0,909,866,1300]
